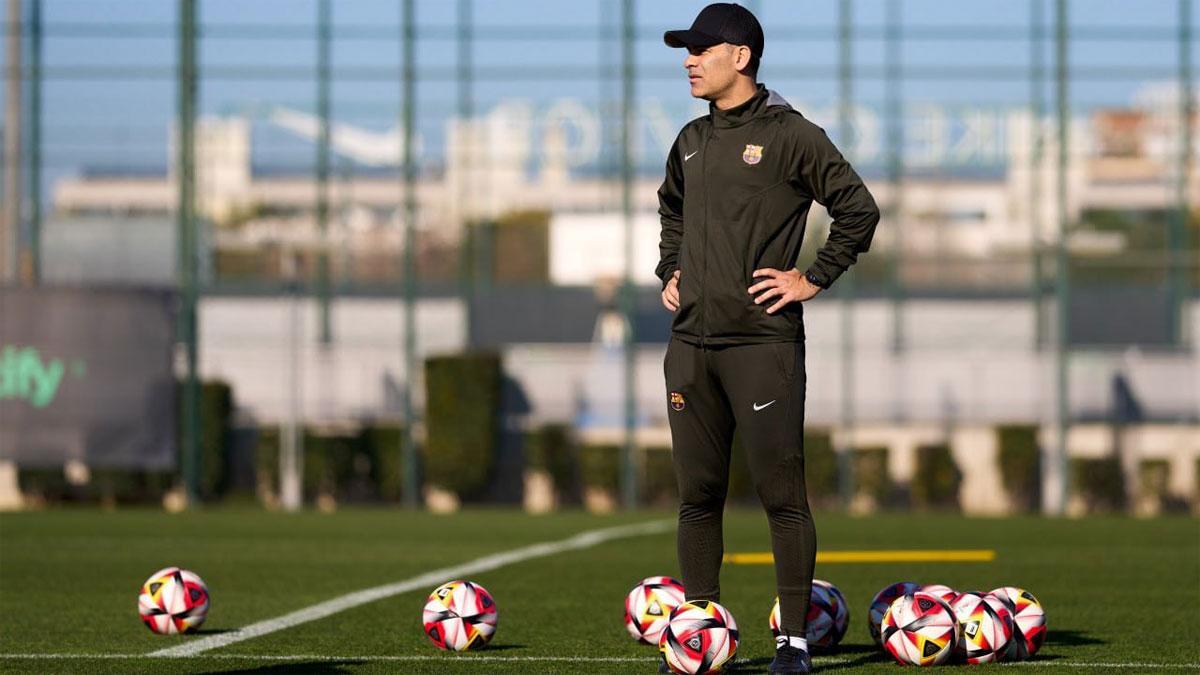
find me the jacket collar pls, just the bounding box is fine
[710,83,774,129]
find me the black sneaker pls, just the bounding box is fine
[768,644,812,674]
[657,657,672,673]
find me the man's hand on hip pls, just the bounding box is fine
[748,268,821,314]
[662,270,682,312]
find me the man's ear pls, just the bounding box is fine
[733,45,753,74]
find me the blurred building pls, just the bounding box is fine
[38,88,1200,439]
[51,89,1199,266]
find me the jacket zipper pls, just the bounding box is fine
[699,129,712,350]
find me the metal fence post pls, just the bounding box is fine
[401,0,420,509]
[619,0,639,510]
[3,0,22,283]
[26,0,41,285]
[1170,0,1193,344]
[837,0,857,510]
[1030,0,1046,350]
[316,0,332,345]
[177,0,201,506]
[1050,0,1071,516]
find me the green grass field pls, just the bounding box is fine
[1,508,1197,673]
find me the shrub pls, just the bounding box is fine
[524,424,578,501]
[641,445,677,506]
[1133,459,1189,514]
[1138,459,1169,501]
[852,446,889,507]
[197,381,234,499]
[911,443,962,511]
[804,429,839,508]
[725,430,836,508]
[303,431,361,501]
[255,423,408,505]
[359,423,406,503]
[423,352,502,499]
[255,425,281,496]
[1070,457,1126,513]
[579,443,620,493]
[175,379,234,501]
[997,424,1041,512]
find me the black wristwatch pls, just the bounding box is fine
[804,270,827,289]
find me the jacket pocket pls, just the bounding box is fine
[741,181,805,286]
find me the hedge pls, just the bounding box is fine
[524,423,578,501]
[728,430,837,508]
[1138,459,1169,500]
[803,429,839,508]
[852,446,890,507]
[192,380,234,500]
[303,432,361,501]
[997,424,1040,512]
[254,423,407,504]
[360,423,406,503]
[423,352,502,499]
[641,445,677,506]
[579,443,620,493]
[911,444,961,510]
[1070,457,1126,513]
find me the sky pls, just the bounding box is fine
[0,0,1195,186]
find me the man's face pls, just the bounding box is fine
[683,43,739,100]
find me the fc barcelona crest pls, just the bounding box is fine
[742,144,763,165]
[669,391,686,412]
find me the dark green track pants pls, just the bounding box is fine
[664,336,817,634]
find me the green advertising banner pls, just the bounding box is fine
[0,287,176,468]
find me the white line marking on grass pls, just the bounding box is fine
[1,654,1198,669]
[147,519,673,658]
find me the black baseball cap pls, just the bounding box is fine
[664,3,764,58]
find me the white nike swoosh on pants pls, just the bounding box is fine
[753,400,776,411]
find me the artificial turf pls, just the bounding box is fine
[0,508,1196,673]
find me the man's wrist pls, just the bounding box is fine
[803,270,828,289]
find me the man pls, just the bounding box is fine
[657,4,880,673]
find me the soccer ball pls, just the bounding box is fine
[422,580,498,651]
[138,566,210,634]
[867,581,921,647]
[880,591,960,666]
[920,583,959,604]
[989,586,1047,660]
[950,591,1014,664]
[658,600,739,675]
[625,576,687,644]
[769,579,849,649]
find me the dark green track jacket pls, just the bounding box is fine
[656,83,880,346]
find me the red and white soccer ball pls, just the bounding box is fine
[768,579,849,649]
[625,576,687,644]
[867,581,921,647]
[658,600,740,675]
[138,566,210,634]
[880,591,960,666]
[920,583,959,605]
[989,586,1047,660]
[422,580,498,651]
[950,591,1014,664]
